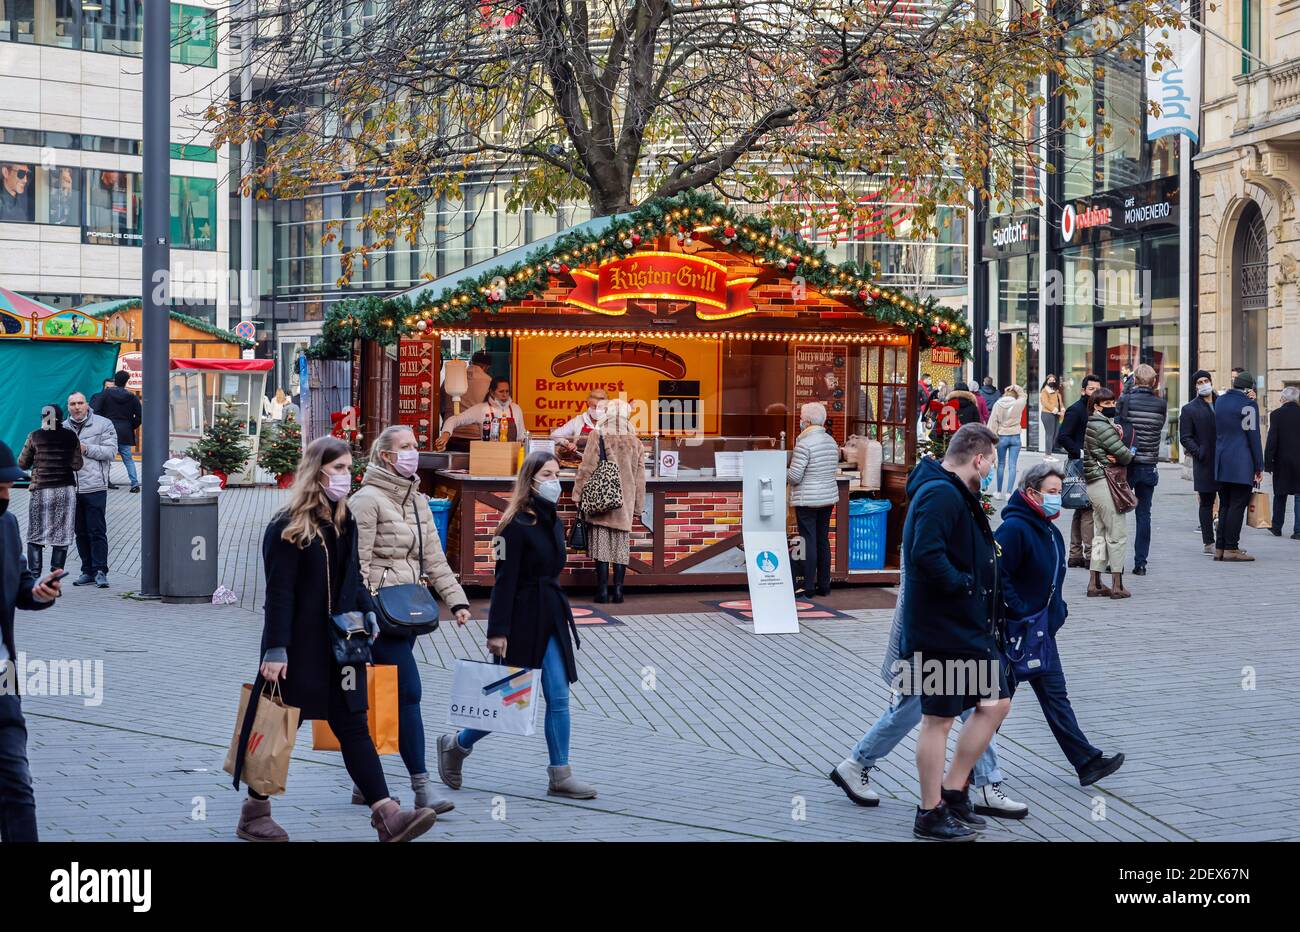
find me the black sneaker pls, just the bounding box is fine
[913,803,977,842]
[1269,527,1283,537]
[941,787,987,830]
[1078,752,1125,787]
[72,573,96,587]
[129,486,141,494]
[1132,565,1147,576]
[1291,533,1300,541]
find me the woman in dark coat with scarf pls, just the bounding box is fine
[437,452,595,799]
[16,404,82,576]
[996,461,1124,787]
[1179,369,1220,552]
[234,436,438,844]
[1265,385,1300,537]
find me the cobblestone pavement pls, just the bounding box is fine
[8,456,1298,841]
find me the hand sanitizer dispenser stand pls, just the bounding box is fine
[742,450,799,634]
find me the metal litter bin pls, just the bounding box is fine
[160,495,219,604]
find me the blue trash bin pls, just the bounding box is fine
[848,498,892,570]
[428,498,452,549]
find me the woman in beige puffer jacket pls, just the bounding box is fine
[349,425,470,815]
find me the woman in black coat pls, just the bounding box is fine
[1178,369,1219,552]
[234,436,437,844]
[437,452,595,800]
[16,404,82,576]
[1265,386,1300,537]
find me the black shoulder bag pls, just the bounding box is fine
[322,536,376,666]
[371,500,443,637]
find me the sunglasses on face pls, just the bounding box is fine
[12,169,29,180]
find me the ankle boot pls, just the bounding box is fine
[411,772,455,814]
[1086,571,1112,597]
[611,563,626,603]
[546,764,598,799]
[50,546,68,572]
[26,544,42,577]
[594,561,610,603]
[371,798,438,843]
[1110,572,1131,599]
[436,733,470,790]
[235,797,289,842]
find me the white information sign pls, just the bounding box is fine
[741,450,799,635]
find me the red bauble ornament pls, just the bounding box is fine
[931,325,941,333]
[857,290,868,301]
[630,233,641,245]
[786,261,798,271]
[724,225,736,238]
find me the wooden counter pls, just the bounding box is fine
[424,468,902,589]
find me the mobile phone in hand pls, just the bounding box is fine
[45,569,69,582]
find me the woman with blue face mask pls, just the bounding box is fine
[437,452,596,800]
[993,461,1124,789]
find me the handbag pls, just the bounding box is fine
[1104,464,1137,514]
[578,434,624,516]
[1062,457,1090,510]
[1002,536,1061,680]
[322,536,376,665]
[567,516,588,552]
[371,500,443,637]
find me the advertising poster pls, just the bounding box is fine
[398,338,436,450]
[792,344,848,442]
[513,334,721,437]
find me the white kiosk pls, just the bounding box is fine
[741,449,800,635]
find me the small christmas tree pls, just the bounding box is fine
[257,412,303,479]
[189,407,251,477]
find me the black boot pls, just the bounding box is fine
[612,563,626,603]
[912,802,977,842]
[940,787,987,830]
[26,544,42,577]
[594,561,609,603]
[50,546,68,572]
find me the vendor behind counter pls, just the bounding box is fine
[437,375,528,451]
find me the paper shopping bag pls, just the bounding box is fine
[311,664,400,755]
[1247,489,1273,529]
[445,659,541,737]
[223,681,299,796]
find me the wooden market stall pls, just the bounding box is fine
[322,195,972,590]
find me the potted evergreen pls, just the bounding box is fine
[188,408,251,488]
[257,412,303,489]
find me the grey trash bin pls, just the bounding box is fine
[160,496,219,604]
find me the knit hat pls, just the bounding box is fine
[1191,369,1212,384]
[1233,371,1255,390]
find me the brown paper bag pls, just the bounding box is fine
[311,664,400,755]
[1247,489,1273,529]
[223,682,299,796]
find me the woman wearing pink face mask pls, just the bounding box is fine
[237,437,438,843]
[348,425,471,813]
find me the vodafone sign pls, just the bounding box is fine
[1060,202,1112,243]
[1056,178,1178,248]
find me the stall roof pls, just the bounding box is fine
[170,358,274,371]
[81,299,256,348]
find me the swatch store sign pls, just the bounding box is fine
[984,214,1038,259]
[1056,178,1179,249]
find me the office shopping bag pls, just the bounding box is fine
[311,664,400,755]
[1062,458,1090,510]
[445,659,542,737]
[224,679,299,796]
[1247,487,1273,529]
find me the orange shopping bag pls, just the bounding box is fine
[311,664,400,755]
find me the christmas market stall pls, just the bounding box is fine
[310,193,971,589]
[168,358,274,486]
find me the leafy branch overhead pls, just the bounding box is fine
[212,0,1195,285]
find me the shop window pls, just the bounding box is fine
[170,175,216,250]
[84,169,143,245]
[0,161,81,225]
[170,143,217,163]
[3,0,76,47]
[856,345,910,466]
[82,0,143,56]
[171,3,216,67]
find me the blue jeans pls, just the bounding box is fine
[457,637,570,766]
[850,691,1003,788]
[0,693,38,842]
[370,632,426,776]
[117,443,138,486]
[1128,463,1159,568]
[996,435,1021,493]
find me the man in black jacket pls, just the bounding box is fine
[1117,364,1167,575]
[0,441,63,842]
[1058,374,1100,567]
[901,423,1009,842]
[91,370,142,492]
[1180,369,1220,552]
[1265,386,1300,538]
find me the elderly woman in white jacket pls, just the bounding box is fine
[788,402,841,598]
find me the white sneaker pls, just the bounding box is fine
[829,757,880,807]
[971,782,1029,820]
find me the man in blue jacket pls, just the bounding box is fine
[1214,371,1264,561]
[900,423,1010,841]
[0,440,64,842]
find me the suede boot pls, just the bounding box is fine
[611,563,626,603]
[371,799,437,843]
[412,773,454,814]
[547,764,597,799]
[235,797,289,842]
[436,733,470,790]
[594,561,610,603]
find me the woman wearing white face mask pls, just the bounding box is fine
[349,426,471,814]
[237,437,438,843]
[436,453,595,799]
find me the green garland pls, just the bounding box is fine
[87,300,257,348]
[306,191,972,359]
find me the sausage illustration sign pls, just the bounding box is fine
[513,334,721,436]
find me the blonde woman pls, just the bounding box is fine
[987,384,1027,498]
[571,398,645,603]
[235,437,438,843]
[437,452,596,799]
[350,425,470,814]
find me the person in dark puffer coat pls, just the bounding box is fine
[1116,364,1166,575]
[1264,386,1300,538]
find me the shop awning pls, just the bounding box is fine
[169,357,274,371]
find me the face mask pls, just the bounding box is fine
[1040,492,1062,518]
[321,472,351,502]
[392,449,420,478]
[977,457,993,492]
[534,478,562,504]
[1197,383,1214,397]
[1100,407,1116,419]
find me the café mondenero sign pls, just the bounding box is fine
[568,252,757,320]
[1056,177,1179,249]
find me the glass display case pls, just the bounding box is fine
[167,359,274,483]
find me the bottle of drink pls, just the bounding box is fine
[482,410,492,442]
[498,415,508,442]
